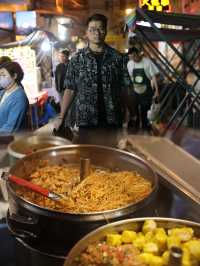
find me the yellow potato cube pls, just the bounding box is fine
[167,236,181,249]
[155,231,167,251]
[133,233,146,250]
[182,248,192,266]
[145,231,155,242]
[121,230,137,243]
[155,228,166,235]
[168,227,194,242]
[184,240,200,260]
[106,234,122,246]
[143,242,159,254]
[162,251,170,265]
[142,220,157,234]
[149,255,164,266]
[140,253,164,266]
[139,253,154,264]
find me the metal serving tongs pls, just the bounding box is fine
[1,159,91,200]
[1,173,62,201]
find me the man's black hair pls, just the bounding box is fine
[61,49,70,57]
[86,13,108,29]
[128,46,141,55]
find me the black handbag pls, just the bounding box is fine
[53,119,74,141]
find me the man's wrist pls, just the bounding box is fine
[58,114,64,120]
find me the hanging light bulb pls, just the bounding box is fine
[41,40,51,52]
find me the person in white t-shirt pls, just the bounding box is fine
[127,47,159,130]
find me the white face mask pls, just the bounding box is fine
[0,76,13,89]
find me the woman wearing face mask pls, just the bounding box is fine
[0,61,28,133]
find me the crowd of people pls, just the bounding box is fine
[0,13,160,138]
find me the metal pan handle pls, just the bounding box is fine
[6,211,39,240]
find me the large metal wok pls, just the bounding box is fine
[7,145,158,251]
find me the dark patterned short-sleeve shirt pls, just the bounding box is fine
[64,45,132,127]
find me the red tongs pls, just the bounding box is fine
[2,173,61,201]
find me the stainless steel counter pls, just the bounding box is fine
[124,135,200,223]
[127,135,200,205]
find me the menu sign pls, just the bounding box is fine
[0,46,39,99]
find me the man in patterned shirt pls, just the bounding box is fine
[56,14,132,143]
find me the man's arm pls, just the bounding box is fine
[55,88,74,129]
[146,57,159,97]
[54,65,59,92]
[151,75,159,97]
[59,89,74,121]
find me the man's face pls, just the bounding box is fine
[59,53,68,64]
[86,20,106,45]
[129,52,142,63]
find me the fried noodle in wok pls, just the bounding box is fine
[16,164,152,213]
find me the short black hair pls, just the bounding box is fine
[60,49,70,57]
[128,46,141,55]
[86,13,108,29]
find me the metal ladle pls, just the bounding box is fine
[80,158,91,181]
[168,246,183,266]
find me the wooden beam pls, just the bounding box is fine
[70,0,82,8]
[69,0,88,9]
[0,3,28,12]
[35,8,85,24]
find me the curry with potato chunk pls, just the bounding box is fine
[73,220,200,266]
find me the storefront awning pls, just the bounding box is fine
[0,30,58,49]
[126,8,200,42]
[135,25,200,42]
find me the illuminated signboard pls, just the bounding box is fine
[0,46,38,97]
[140,0,170,12]
[0,12,13,30]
